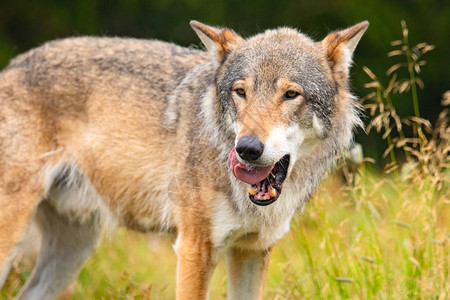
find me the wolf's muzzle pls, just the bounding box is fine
[236,136,264,162]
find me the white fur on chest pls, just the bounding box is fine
[211,183,303,252]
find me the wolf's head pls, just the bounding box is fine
[191,21,368,206]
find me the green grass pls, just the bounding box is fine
[2,168,448,299]
[266,169,449,299]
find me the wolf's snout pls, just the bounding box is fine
[236,136,264,162]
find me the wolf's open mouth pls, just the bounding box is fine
[228,148,290,206]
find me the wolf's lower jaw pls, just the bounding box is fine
[247,155,290,206]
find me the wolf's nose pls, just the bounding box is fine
[236,136,264,162]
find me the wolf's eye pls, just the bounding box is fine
[284,91,300,100]
[235,88,246,98]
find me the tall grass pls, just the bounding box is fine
[1,21,448,300]
[268,166,448,299]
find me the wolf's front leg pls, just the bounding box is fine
[175,222,215,300]
[225,247,272,300]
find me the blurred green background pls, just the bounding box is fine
[1,0,449,164]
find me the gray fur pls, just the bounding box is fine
[16,202,102,300]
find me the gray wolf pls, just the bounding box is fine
[0,20,368,299]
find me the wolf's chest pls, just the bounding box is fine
[210,191,297,251]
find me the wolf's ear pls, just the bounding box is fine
[190,20,243,61]
[322,21,369,74]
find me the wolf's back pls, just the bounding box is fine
[3,37,207,101]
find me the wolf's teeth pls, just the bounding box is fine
[254,194,268,201]
[248,186,258,196]
[269,187,277,198]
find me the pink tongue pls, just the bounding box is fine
[227,147,274,185]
